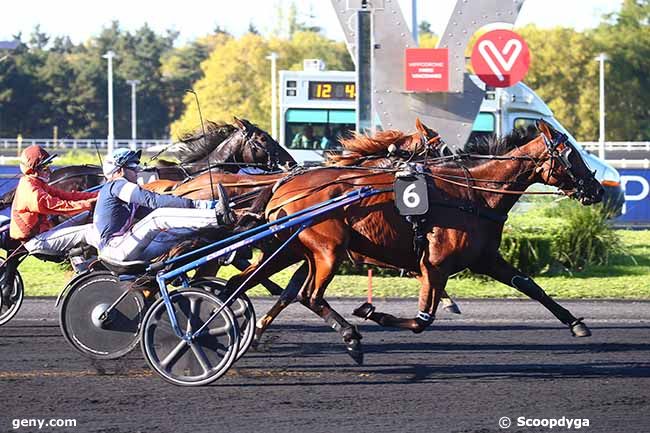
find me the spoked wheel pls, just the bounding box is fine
[59,272,146,359]
[141,289,239,386]
[192,278,256,361]
[0,259,24,327]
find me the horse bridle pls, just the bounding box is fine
[238,128,280,171]
[538,131,594,200]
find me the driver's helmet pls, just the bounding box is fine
[103,148,142,176]
[20,145,57,175]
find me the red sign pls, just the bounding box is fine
[471,29,530,87]
[404,48,449,92]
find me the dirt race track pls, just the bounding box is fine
[1,298,649,433]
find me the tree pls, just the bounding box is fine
[171,31,353,138]
[417,20,439,48]
[171,34,273,137]
[161,33,233,123]
[516,26,599,141]
[592,0,650,140]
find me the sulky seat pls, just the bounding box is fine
[98,255,150,275]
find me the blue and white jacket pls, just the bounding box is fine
[93,178,197,247]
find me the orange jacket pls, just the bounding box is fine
[10,175,98,241]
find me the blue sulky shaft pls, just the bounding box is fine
[153,185,381,271]
[155,186,388,339]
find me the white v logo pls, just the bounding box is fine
[477,39,523,82]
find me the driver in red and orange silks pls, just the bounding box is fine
[1,145,98,305]
[0,145,97,306]
[10,145,97,242]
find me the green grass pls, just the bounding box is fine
[18,230,650,299]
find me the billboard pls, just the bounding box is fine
[617,169,650,225]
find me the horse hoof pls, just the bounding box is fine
[251,337,260,350]
[570,318,591,337]
[345,338,364,365]
[443,303,462,315]
[353,302,375,319]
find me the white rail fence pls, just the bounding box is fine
[0,138,173,152]
[1,138,650,168]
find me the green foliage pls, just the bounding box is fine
[551,201,626,269]
[591,0,650,140]
[500,225,555,275]
[170,31,352,136]
[513,26,600,141]
[334,201,625,278]
[19,230,650,298]
[0,4,647,142]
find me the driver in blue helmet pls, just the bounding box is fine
[92,148,235,263]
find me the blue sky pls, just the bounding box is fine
[0,0,622,45]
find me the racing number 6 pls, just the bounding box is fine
[402,183,421,208]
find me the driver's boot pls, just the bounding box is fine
[215,183,236,227]
[0,258,19,307]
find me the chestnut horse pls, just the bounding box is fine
[145,120,465,315]
[224,120,604,364]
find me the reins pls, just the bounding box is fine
[267,142,566,216]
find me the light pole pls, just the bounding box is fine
[411,0,418,45]
[266,52,278,140]
[595,52,608,160]
[102,50,117,156]
[126,79,140,151]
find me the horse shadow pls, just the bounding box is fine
[233,323,650,387]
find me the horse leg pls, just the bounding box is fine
[253,262,310,347]
[299,244,366,365]
[475,254,590,337]
[233,258,285,296]
[440,289,461,314]
[224,249,300,295]
[354,261,447,334]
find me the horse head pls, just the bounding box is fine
[166,121,237,164]
[533,119,604,205]
[210,117,295,172]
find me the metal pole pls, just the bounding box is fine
[126,79,140,150]
[102,51,117,156]
[355,5,372,134]
[411,0,418,45]
[266,53,279,140]
[596,53,608,160]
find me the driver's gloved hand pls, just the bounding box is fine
[215,184,235,226]
[193,199,217,209]
[192,184,235,226]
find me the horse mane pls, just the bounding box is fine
[167,121,237,164]
[456,126,541,167]
[326,130,419,166]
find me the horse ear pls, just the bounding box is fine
[415,117,427,134]
[415,117,440,142]
[233,117,245,129]
[536,119,554,141]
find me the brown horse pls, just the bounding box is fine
[224,120,603,364]
[148,117,296,177]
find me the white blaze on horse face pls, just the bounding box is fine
[478,39,523,82]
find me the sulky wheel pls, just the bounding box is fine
[59,272,146,359]
[0,259,25,327]
[141,289,239,386]
[192,278,256,361]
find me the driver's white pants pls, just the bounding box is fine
[23,212,94,256]
[99,208,222,262]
